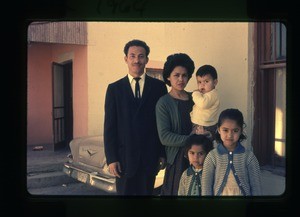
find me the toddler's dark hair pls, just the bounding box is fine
[184,134,214,158]
[196,64,218,80]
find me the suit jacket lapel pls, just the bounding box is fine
[121,75,135,100]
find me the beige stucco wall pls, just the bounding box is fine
[87,22,253,148]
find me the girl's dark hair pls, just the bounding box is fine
[123,39,150,56]
[196,64,218,80]
[184,134,214,158]
[215,108,247,144]
[162,53,195,86]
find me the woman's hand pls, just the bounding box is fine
[195,125,211,136]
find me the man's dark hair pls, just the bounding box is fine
[196,64,218,80]
[124,39,150,57]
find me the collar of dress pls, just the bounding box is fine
[217,142,245,155]
[186,166,203,176]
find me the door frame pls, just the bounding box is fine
[52,61,73,151]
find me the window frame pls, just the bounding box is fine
[252,22,286,167]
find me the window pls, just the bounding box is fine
[253,22,286,168]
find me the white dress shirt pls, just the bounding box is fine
[128,73,145,97]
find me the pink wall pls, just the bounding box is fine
[51,44,88,139]
[73,47,88,138]
[27,43,53,145]
[27,43,88,146]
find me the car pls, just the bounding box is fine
[63,135,165,195]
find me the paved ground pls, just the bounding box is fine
[28,182,111,195]
[26,144,286,196]
[260,169,285,196]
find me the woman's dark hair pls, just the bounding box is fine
[215,108,247,144]
[162,53,195,86]
[123,39,150,57]
[196,64,218,80]
[184,134,214,158]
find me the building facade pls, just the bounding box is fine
[27,21,286,169]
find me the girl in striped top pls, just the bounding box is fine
[201,108,262,196]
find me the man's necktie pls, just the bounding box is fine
[134,77,141,98]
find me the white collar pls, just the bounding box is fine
[128,73,146,83]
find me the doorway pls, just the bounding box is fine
[52,61,73,151]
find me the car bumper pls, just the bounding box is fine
[63,162,117,194]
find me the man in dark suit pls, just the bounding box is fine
[104,39,168,195]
